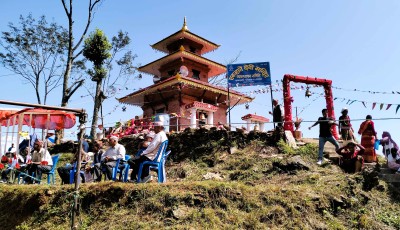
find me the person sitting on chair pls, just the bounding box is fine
[92,141,105,182]
[1,149,24,183]
[57,135,90,184]
[128,122,168,183]
[25,139,53,184]
[141,133,155,149]
[101,136,126,180]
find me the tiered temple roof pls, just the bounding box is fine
[118,17,253,119]
[151,18,220,55]
[118,75,252,107]
[138,48,226,78]
[138,17,226,80]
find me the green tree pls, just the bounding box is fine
[83,29,136,139]
[83,29,112,140]
[0,14,68,104]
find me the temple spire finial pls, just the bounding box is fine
[182,16,189,31]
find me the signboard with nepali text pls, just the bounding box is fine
[227,62,271,87]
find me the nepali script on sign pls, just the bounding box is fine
[227,62,271,87]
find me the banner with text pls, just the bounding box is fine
[227,62,271,87]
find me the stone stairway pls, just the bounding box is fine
[299,138,400,184]
[378,164,400,183]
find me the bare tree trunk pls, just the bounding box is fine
[56,46,74,144]
[90,80,103,140]
[58,0,102,144]
[35,88,41,105]
[57,0,74,144]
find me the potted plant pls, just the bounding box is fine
[294,118,303,131]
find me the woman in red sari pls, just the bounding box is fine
[358,115,377,162]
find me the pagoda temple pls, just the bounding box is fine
[118,18,253,131]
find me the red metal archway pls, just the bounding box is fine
[282,74,339,139]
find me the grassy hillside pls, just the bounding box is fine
[1,133,400,229]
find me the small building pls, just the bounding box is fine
[118,18,252,131]
[241,114,269,132]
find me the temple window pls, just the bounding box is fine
[192,69,200,80]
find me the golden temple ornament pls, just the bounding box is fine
[182,16,189,31]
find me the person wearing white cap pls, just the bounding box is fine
[128,121,168,183]
[339,107,353,141]
[101,135,126,180]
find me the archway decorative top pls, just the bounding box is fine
[241,114,269,123]
[185,101,218,112]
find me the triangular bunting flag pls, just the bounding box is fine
[372,103,376,110]
[386,104,392,110]
[380,103,384,110]
[334,97,337,100]
[349,100,356,105]
[362,102,367,108]
[346,99,351,104]
[397,105,400,114]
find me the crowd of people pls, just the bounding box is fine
[0,122,169,184]
[106,115,155,138]
[309,107,399,174]
[0,139,53,184]
[56,121,169,184]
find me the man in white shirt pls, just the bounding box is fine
[101,135,126,180]
[128,122,168,182]
[25,139,53,183]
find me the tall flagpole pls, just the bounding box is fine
[227,74,232,154]
[227,76,231,130]
[270,84,275,129]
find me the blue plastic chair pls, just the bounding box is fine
[38,155,60,184]
[112,155,131,182]
[69,162,86,184]
[137,140,169,183]
[150,150,171,183]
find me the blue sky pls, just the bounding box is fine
[1,0,400,146]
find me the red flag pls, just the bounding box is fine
[386,104,392,110]
[372,103,376,110]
